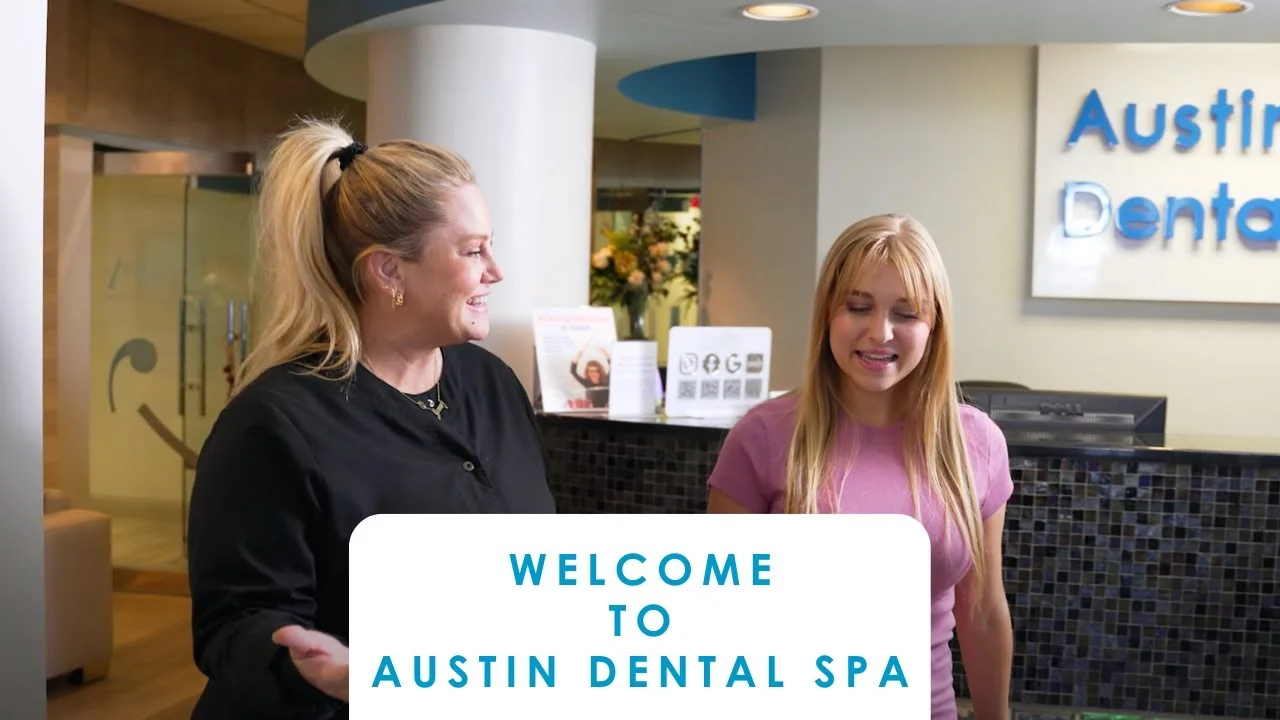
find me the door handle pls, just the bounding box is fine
[239,302,249,362]
[178,297,186,416]
[225,300,235,346]
[198,299,207,417]
[225,301,241,397]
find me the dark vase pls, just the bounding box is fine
[625,293,649,340]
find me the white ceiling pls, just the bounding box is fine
[115,0,1280,144]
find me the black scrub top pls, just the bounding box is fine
[186,341,555,719]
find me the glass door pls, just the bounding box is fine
[90,149,256,578]
[179,174,257,554]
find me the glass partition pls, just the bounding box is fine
[89,150,256,579]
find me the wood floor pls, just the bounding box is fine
[96,506,189,576]
[46,592,205,720]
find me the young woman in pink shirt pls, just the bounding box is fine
[707,213,1014,720]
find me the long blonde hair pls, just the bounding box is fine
[234,117,475,394]
[784,213,989,600]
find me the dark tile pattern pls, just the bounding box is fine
[952,456,1280,720]
[540,418,725,513]
[537,416,1280,720]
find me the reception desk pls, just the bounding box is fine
[534,409,1280,719]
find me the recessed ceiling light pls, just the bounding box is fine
[740,3,819,21]
[1164,0,1252,16]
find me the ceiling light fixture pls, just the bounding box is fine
[740,3,819,21]
[1164,0,1252,16]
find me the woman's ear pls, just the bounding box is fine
[364,249,403,292]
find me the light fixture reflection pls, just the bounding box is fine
[1164,0,1253,16]
[740,3,819,21]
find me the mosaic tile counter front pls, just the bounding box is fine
[535,413,1280,720]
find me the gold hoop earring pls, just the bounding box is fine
[392,290,404,307]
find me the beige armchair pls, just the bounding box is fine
[43,488,113,683]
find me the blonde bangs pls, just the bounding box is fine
[832,235,936,321]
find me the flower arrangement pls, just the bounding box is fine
[590,208,688,339]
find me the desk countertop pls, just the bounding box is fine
[535,410,1280,468]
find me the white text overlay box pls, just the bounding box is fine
[349,513,932,718]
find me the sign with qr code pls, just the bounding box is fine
[664,326,772,418]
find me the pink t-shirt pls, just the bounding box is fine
[707,393,1014,720]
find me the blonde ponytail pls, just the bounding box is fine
[233,117,476,395]
[235,118,358,393]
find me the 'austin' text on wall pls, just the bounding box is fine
[1062,88,1280,245]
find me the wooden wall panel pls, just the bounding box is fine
[43,134,60,490]
[594,138,702,189]
[46,0,366,153]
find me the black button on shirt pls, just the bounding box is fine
[186,341,555,719]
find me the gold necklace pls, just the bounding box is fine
[362,358,448,420]
[403,384,447,420]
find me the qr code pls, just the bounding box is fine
[723,379,743,399]
[678,380,697,399]
[700,379,720,399]
[745,378,763,399]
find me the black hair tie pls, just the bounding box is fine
[333,141,367,171]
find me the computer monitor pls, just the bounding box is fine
[961,387,1167,439]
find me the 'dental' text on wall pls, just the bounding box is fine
[1062,88,1280,245]
[347,514,931,717]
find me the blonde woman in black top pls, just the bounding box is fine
[186,118,555,719]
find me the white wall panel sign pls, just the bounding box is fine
[1032,44,1280,304]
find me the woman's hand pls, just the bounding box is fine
[272,625,350,702]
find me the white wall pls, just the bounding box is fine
[702,49,824,392]
[702,44,1280,438]
[816,45,1280,438]
[1030,44,1280,305]
[0,0,49,714]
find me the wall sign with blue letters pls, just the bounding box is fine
[1062,88,1280,244]
[1031,44,1280,304]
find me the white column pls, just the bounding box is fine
[0,0,48,715]
[366,24,597,393]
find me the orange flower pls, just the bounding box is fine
[613,250,638,278]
